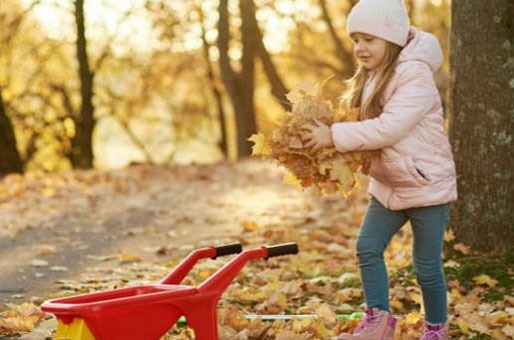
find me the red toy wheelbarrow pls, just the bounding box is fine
[41,242,299,340]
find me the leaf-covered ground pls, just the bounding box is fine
[0,160,512,339]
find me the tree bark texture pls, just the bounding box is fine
[73,0,95,168]
[449,0,514,253]
[0,90,23,177]
[218,0,258,158]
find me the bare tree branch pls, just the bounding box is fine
[318,0,353,78]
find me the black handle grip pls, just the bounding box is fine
[266,243,299,259]
[213,243,243,259]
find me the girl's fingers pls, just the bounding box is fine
[304,139,315,148]
[301,131,315,142]
[305,139,321,149]
[301,123,314,131]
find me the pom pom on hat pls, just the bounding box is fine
[347,0,410,47]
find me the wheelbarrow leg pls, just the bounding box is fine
[181,296,219,340]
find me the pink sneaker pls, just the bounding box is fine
[420,322,449,340]
[338,308,396,340]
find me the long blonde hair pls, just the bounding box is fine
[341,42,403,120]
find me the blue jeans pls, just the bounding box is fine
[356,197,450,324]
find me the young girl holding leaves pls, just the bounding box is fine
[302,0,457,339]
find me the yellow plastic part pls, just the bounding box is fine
[55,318,95,340]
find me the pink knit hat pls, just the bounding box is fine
[347,0,410,47]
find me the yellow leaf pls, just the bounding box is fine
[292,317,311,332]
[490,329,506,339]
[277,294,288,307]
[404,312,422,325]
[0,316,39,332]
[449,288,464,303]
[285,88,304,103]
[457,318,471,335]
[312,320,332,337]
[318,161,331,175]
[248,133,271,156]
[198,270,212,280]
[119,252,142,263]
[330,163,355,193]
[473,274,498,287]
[315,303,336,320]
[490,311,509,324]
[241,221,260,232]
[42,187,56,197]
[282,171,302,188]
[444,228,455,242]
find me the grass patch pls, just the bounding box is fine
[445,253,514,301]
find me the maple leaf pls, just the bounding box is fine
[282,170,302,188]
[444,228,456,242]
[248,133,271,156]
[473,274,498,287]
[248,81,377,197]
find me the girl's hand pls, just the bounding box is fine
[301,119,333,149]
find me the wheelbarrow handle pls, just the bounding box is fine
[213,243,243,259]
[199,243,299,294]
[160,243,243,284]
[265,243,299,259]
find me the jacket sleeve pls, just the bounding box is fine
[331,62,437,152]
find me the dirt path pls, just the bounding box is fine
[0,160,365,309]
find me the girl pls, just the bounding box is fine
[302,0,457,339]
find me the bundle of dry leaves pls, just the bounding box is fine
[250,82,376,197]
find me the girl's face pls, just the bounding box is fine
[351,33,388,71]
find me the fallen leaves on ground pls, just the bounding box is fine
[0,161,512,339]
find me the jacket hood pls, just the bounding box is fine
[398,27,443,73]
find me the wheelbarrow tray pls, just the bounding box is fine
[42,284,197,340]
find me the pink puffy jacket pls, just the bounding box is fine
[331,27,457,211]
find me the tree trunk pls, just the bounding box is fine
[197,4,228,157]
[72,0,95,168]
[236,0,258,158]
[0,90,23,177]
[449,0,514,254]
[218,0,258,158]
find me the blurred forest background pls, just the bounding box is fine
[0,2,513,337]
[0,0,512,253]
[0,0,451,171]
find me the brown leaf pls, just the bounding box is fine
[453,243,471,254]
